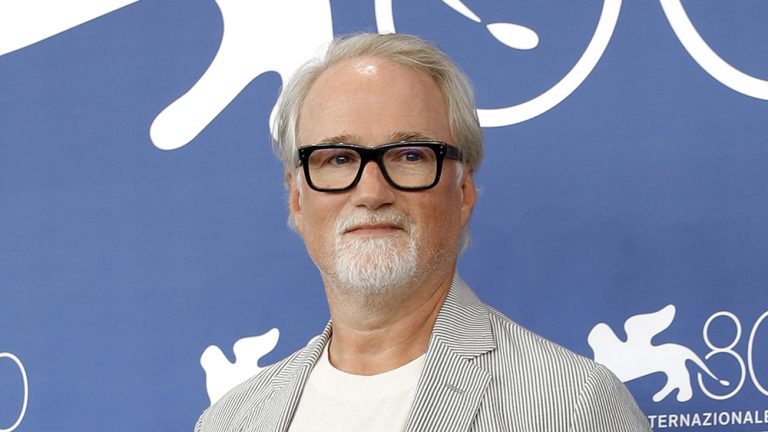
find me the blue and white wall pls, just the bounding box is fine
[2,1,767,430]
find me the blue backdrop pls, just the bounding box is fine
[2,1,767,430]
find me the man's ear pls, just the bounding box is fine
[287,171,303,234]
[459,167,477,227]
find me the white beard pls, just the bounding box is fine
[332,210,418,295]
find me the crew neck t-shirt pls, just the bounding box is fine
[288,344,426,431]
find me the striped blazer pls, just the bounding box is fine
[195,277,651,431]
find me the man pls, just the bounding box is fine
[196,33,650,431]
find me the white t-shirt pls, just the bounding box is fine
[288,344,426,432]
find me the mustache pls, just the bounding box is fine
[334,209,413,235]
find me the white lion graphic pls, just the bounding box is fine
[200,328,280,405]
[588,305,728,402]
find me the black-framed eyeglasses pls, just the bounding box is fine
[297,141,463,192]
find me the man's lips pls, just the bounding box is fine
[344,223,403,234]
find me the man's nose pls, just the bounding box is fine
[350,161,396,209]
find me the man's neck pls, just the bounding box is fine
[323,270,454,375]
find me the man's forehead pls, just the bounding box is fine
[306,56,441,105]
[315,131,441,145]
[297,55,452,146]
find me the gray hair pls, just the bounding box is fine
[273,32,483,174]
[273,33,482,252]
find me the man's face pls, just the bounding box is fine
[288,56,476,294]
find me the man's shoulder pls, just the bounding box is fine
[484,305,596,372]
[195,336,321,432]
[444,277,598,375]
[229,341,311,394]
[479,302,618,392]
[442,276,605,382]
[470,303,649,431]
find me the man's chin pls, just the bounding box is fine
[332,239,418,295]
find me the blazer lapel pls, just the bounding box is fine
[404,276,496,432]
[244,324,331,432]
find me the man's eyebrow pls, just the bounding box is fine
[389,131,438,142]
[318,135,357,144]
[314,131,438,145]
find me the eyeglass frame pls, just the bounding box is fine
[296,141,463,192]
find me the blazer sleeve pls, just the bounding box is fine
[194,408,208,432]
[570,365,652,432]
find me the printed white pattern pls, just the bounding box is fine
[375,0,620,127]
[201,328,280,405]
[589,305,729,402]
[2,1,762,147]
[0,0,138,56]
[660,0,768,100]
[0,352,28,432]
[149,0,333,150]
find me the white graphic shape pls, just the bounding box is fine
[487,22,539,50]
[200,328,280,405]
[375,0,621,127]
[0,0,139,56]
[696,311,744,400]
[478,0,620,126]
[0,352,28,432]
[748,311,768,396]
[150,0,333,150]
[441,0,481,23]
[588,305,728,402]
[660,0,768,100]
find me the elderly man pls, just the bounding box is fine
[196,33,650,432]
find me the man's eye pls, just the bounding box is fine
[403,152,423,162]
[392,148,429,163]
[331,155,352,165]
[323,151,357,166]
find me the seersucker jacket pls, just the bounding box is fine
[195,276,651,432]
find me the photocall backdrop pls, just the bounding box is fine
[1,1,767,431]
